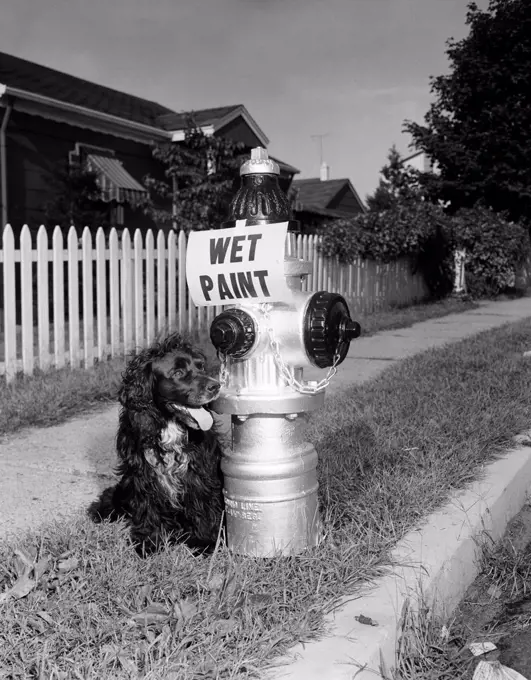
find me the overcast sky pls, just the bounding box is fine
[1,0,487,200]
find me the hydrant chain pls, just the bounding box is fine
[260,303,340,395]
[217,351,229,388]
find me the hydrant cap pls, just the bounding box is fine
[240,147,280,176]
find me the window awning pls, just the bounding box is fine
[86,154,148,205]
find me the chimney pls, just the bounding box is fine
[320,161,330,182]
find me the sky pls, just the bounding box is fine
[0,0,488,202]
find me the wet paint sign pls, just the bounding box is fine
[186,221,290,306]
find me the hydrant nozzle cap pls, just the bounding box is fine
[240,147,280,176]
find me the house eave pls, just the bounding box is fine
[0,83,172,145]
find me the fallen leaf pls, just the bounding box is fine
[355,614,379,627]
[487,584,502,600]
[473,659,528,680]
[57,557,79,572]
[204,617,238,637]
[469,641,497,656]
[205,573,224,591]
[34,556,51,580]
[173,598,198,622]
[0,572,36,604]
[13,548,37,575]
[130,603,170,627]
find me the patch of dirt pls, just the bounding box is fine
[450,503,531,678]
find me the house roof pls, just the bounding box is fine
[0,51,296,174]
[292,177,365,216]
[270,156,300,175]
[292,178,350,207]
[155,105,242,131]
[0,51,174,127]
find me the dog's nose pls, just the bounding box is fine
[208,381,221,393]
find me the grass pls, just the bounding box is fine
[1,318,530,678]
[0,296,477,437]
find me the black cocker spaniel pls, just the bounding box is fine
[88,333,225,555]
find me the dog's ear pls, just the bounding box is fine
[119,359,156,410]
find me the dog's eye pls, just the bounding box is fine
[171,368,185,378]
[195,362,205,371]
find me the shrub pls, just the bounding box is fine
[319,201,455,298]
[451,206,531,297]
[319,201,530,299]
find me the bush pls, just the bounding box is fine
[319,201,530,299]
[452,206,531,297]
[320,201,455,298]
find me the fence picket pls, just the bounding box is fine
[20,226,34,375]
[109,228,120,357]
[52,227,65,369]
[157,230,166,335]
[178,230,187,333]
[1,226,430,381]
[168,231,177,331]
[133,229,144,349]
[67,227,80,368]
[2,225,17,380]
[82,227,94,368]
[122,229,134,353]
[146,229,155,344]
[95,228,107,361]
[36,226,50,371]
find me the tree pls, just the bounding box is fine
[143,117,247,232]
[365,146,426,212]
[44,163,111,231]
[405,0,531,223]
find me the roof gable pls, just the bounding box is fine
[292,177,365,215]
[156,105,242,131]
[293,178,349,208]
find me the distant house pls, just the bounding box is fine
[0,51,298,233]
[291,162,365,233]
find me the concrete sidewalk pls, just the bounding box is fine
[0,297,529,542]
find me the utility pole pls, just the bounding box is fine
[310,133,329,168]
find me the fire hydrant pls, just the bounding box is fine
[186,147,360,557]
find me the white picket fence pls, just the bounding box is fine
[0,224,428,381]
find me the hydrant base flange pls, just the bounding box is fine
[213,390,325,415]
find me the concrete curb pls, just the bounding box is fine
[272,432,531,680]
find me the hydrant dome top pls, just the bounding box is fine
[240,147,280,176]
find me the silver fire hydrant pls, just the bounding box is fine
[186,147,360,557]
